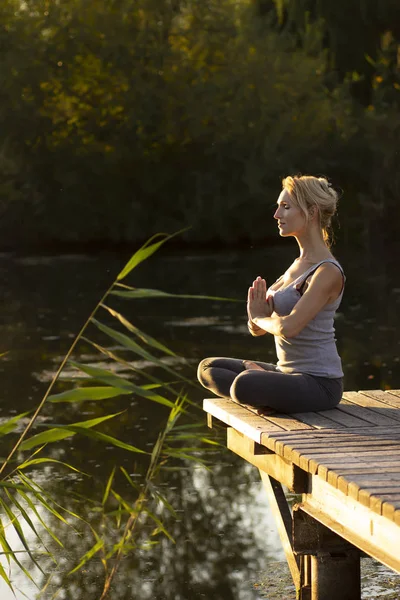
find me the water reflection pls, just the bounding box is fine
[0,247,399,598]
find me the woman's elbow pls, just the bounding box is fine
[280,320,301,339]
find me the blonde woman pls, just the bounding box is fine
[197,175,345,413]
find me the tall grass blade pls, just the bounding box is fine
[119,467,140,492]
[17,458,87,475]
[68,539,105,575]
[20,412,123,451]
[0,559,13,592]
[112,287,239,302]
[70,361,178,408]
[117,230,188,281]
[0,496,45,575]
[48,387,132,404]
[4,488,39,538]
[100,304,177,356]
[0,505,38,585]
[69,361,136,391]
[16,488,64,548]
[90,319,190,382]
[0,412,30,436]
[102,467,116,506]
[55,425,147,454]
[81,339,183,395]
[143,508,175,542]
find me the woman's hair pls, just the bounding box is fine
[282,175,340,246]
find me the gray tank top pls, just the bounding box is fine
[269,259,345,378]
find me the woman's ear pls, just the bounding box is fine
[309,205,318,221]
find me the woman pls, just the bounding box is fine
[197,175,345,413]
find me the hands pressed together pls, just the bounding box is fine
[247,276,273,324]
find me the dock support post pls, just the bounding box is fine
[310,551,360,600]
[293,506,361,600]
[259,471,311,599]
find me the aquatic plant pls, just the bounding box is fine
[0,233,231,597]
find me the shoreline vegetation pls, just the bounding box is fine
[0,234,227,597]
[0,0,399,250]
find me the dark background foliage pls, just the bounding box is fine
[0,0,399,250]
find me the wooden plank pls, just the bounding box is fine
[361,389,400,409]
[300,449,400,476]
[226,428,308,493]
[291,411,346,429]
[310,407,374,428]
[373,497,400,519]
[347,474,400,500]
[261,432,400,454]
[358,486,400,509]
[302,476,400,572]
[266,425,400,441]
[203,398,285,442]
[258,413,313,431]
[282,438,400,455]
[284,443,400,468]
[338,399,400,426]
[343,391,400,423]
[324,465,400,488]
[386,390,400,400]
[282,442,400,466]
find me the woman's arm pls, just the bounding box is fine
[250,263,343,338]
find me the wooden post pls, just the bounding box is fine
[311,551,360,600]
[293,506,361,600]
[259,472,312,599]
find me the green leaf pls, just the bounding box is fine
[48,386,132,403]
[81,339,181,395]
[69,361,136,391]
[4,489,39,539]
[100,304,177,357]
[111,287,239,302]
[70,361,177,408]
[119,467,141,492]
[0,412,30,436]
[17,457,87,475]
[90,319,190,383]
[117,232,176,281]
[0,499,40,582]
[20,412,123,451]
[56,425,147,454]
[16,487,64,548]
[142,508,175,542]
[102,467,116,506]
[68,539,105,575]
[0,559,13,592]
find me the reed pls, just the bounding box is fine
[0,233,233,597]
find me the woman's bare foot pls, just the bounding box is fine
[243,360,266,371]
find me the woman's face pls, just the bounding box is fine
[274,190,307,237]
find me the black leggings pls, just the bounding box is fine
[197,357,343,413]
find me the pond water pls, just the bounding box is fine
[0,244,400,599]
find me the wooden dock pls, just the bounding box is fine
[203,389,400,600]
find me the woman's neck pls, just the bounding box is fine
[294,230,332,263]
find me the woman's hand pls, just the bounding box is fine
[247,276,273,323]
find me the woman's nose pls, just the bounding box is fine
[273,208,280,220]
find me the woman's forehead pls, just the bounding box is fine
[277,189,291,204]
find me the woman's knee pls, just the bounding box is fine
[197,357,216,386]
[230,371,253,404]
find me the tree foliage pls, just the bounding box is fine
[0,0,398,247]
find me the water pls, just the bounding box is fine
[0,245,400,599]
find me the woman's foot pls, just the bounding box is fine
[243,360,266,371]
